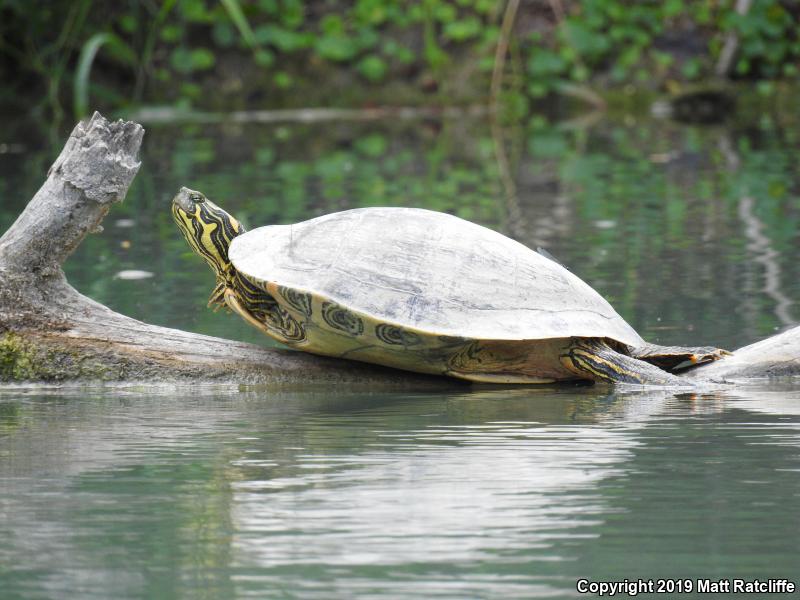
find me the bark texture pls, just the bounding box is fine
[686,325,800,382]
[0,113,446,387]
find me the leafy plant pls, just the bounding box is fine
[1,0,799,121]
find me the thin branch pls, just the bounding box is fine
[127,105,488,125]
[715,0,753,77]
[490,0,520,108]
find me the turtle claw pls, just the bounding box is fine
[689,347,731,364]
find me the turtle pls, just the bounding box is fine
[171,187,729,385]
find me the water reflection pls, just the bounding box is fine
[1,386,799,598]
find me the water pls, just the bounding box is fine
[2,112,800,598]
[2,387,800,598]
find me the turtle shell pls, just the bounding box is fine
[228,207,644,347]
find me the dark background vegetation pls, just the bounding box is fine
[2,0,799,125]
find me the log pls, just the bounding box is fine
[685,326,800,382]
[0,113,448,387]
[0,113,798,386]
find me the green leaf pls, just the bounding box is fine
[527,81,550,98]
[681,57,702,79]
[170,47,216,73]
[662,0,683,18]
[179,82,201,99]
[443,17,482,42]
[212,21,235,47]
[475,0,497,14]
[354,0,388,25]
[255,147,274,164]
[220,0,257,48]
[258,0,278,14]
[320,14,345,34]
[562,20,610,57]
[254,25,311,51]
[354,133,387,156]
[254,48,275,67]
[160,25,181,42]
[190,48,215,70]
[280,0,305,28]
[355,27,379,50]
[273,71,292,89]
[434,3,457,22]
[528,49,566,75]
[357,55,387,81]
[383,40,415,64]
[528,131,568,158]
[119,14,137,34]
[179,0,212,22]
[653,50,674,68]
[316,34,358,61]
[74,33,136,119]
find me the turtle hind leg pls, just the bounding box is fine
[630,342,731,372]
[560,339,686,386]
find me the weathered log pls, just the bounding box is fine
[685,325,800,382]
[0,112,798,386]
[0,112,447,387]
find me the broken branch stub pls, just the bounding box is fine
[0,112,143,276]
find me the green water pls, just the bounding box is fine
[2,387,800,598]
[1,113,800,598]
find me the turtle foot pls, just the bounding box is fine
[687,347,732,364]
[631,343,731,371]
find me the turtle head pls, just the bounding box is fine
[171,187,246,307]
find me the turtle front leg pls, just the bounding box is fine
[560,339,687,385]
[630,343,731,371]
[207,280,228,311]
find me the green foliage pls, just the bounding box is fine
[219,0,257,48]
[170,47,216,73]
[74,33,136,119]
[723,1,798,77]
[357,55,388,82]
[1,0,798,120]
[525,0,800,98]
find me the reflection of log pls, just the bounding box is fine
[0,113,444,386]
[1,113,799,385]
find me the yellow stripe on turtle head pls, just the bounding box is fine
[171,187,245,278]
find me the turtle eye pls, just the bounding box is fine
[191,193,204,203]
